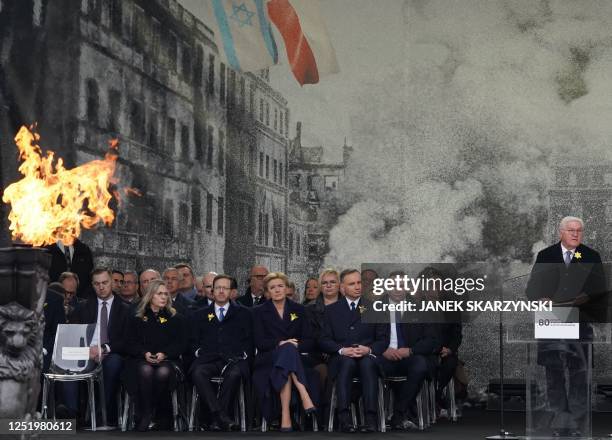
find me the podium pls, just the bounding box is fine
[506,315,610,439]
[502,270,611,439]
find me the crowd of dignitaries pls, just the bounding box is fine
[42,259,462,432]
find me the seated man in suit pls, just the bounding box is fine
[236,265,269,307]
[381,272,438,430]
[319,269,389,433]
[526,216,607,436]
[42,282,67,372]
[163,267,194,316]
[190,274,254,431]
[61,267,130,425]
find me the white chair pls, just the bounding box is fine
[42,323,108,431]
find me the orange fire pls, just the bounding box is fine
[2,125,119,246]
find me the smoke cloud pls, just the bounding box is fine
[325,0,612,270]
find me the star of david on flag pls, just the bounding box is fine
[203,0,278,72]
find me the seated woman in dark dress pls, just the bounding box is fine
[125,279,185,431]
[252,272,318,431]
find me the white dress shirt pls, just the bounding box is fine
[215,302,229,321]
[388,299,401,349]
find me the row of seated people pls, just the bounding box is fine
[42,266,462,433]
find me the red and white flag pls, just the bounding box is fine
[267,0,339,85]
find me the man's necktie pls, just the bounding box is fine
[254,296,261,306]
[219,307,225,322]
[64,246,71,269]
[564,250,572,267]
[100,301,109,346]
[394,310,406,348]
[350,302,356,312]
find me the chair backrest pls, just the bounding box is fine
[51,323,100,374]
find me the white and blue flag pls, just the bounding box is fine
[203,0,278,72]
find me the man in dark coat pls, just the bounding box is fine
[190,274,254,431]
[236,265,268,307]
[379,274,439,430]
[42,282,67,372]
[63,268,130,425]
[526,216,608,436]
[319,269,389,433]
[45,239,94,299]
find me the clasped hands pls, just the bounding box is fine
[342,345,372,358]
[382,347,411,361]
[144,351,167,364]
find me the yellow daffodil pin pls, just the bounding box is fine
[290,313,298,321]
[359,305,367,314]
[159,317,168,324]
[142,316,148,322]
[574,252,582,260]
[208,313,215,322]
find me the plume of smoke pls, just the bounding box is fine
[325,0,612,269]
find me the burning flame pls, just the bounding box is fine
[2,125,119,246]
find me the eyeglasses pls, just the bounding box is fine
[214,286,230,291]
[563,229,583,234]
[124,280,137,285]
[321,280,338,285]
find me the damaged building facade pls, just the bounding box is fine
[0,0,336,293]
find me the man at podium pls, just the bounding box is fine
[526,216,607,436]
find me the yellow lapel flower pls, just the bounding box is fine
[574,252,582,260]
[290,313,298,321]
[359,305,367,314]
[142,316,148,322]
[44,303,48,308]
[208,313,215,322]
[159,317,168,324]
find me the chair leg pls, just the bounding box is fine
[416,389,425,430]
[97,372,108,427]
[41,377,49,419]
[328,383,336,432]
[189,385,198,432]
[377,378,386,432]
[429,380,437,424]
[49,380,56,420]
[448,377,458,421]
[261,417,267,432]
[239,381,247,432]
[88,378,97,431]
[172,389,179,431]
[121,393,129,432]
[352,402,359,429]
[312,411,319,432]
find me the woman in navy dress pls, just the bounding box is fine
[124,279,185,431]
[252,272,318,431]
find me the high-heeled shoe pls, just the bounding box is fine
[304,406,317,416]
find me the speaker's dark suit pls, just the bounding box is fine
[65,295,129,423]
[45,239,94,299]
[319,298,389,422]
[525,241,607,432]
[190,302,253,417]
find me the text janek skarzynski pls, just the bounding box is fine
[370,274,553,313]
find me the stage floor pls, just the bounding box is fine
[45,409,612,439]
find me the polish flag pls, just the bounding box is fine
[267,0,339,85]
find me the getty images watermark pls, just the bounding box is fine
[360,264,553,323]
